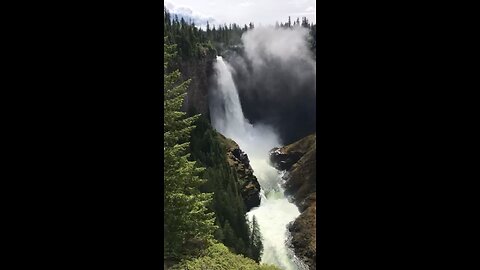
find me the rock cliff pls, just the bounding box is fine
[178,56,215,118]
[217,133,261,211]
[269,134,316,269]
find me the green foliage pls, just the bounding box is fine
[190,116,259,260]
[164,41,218,260]
[171,243,281,270]
[164,8,216,62]
[250,215,263,263]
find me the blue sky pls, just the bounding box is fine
[165,0,316,28]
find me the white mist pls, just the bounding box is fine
[210,56,304,270]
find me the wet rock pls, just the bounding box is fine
[289,200,316,270]
[232,148,250,167]
[241,179,261,210]
[269,147,303,171]
[284,147,316,206]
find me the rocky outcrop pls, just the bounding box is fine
[270,133,316,269]
[289,201,316,269]
[270,148,303,171]
[217,133,261,211]
[269,134,316,206]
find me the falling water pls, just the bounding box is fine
[210,56,306,270]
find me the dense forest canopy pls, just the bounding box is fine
[164,7,316,61]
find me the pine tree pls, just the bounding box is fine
[215,229,225,241]
[206,21,211,39]
[250,215,263,263]
[164,40,217,259]
[223,220,236,250]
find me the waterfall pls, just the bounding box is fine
[210,56,305,270]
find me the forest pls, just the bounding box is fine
[164,7,316,62]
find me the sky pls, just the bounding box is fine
[165,0,316,28]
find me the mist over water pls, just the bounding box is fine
[225,26,316,145]
[210,56,304,270]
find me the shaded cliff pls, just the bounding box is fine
[269,134,316,269]
[217,133,261,211]
[179,56,215,118]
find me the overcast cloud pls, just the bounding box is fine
[165,0,316,28]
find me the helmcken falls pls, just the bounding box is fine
[210,56,307,270]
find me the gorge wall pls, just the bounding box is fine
[179,56,216,118]
[217,133,261,211]
[270,134,316,269]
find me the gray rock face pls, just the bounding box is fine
[269,147,303,171]
[229,147,260,211]
[269,134,316,270]
[179,57,215,117]
[232,148,250,167]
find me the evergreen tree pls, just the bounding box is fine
[206,21,210,38]
[223,220,236,250]
[164,41,217,259]
[250,215,263,263]
[301,17,309,28]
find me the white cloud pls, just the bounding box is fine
[165,1,174,10]
[165,1,216,27]
[176,7,193,15]
[239,1,254,8]
[166,0,316,27]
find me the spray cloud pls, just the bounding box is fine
[226,26,316,145]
